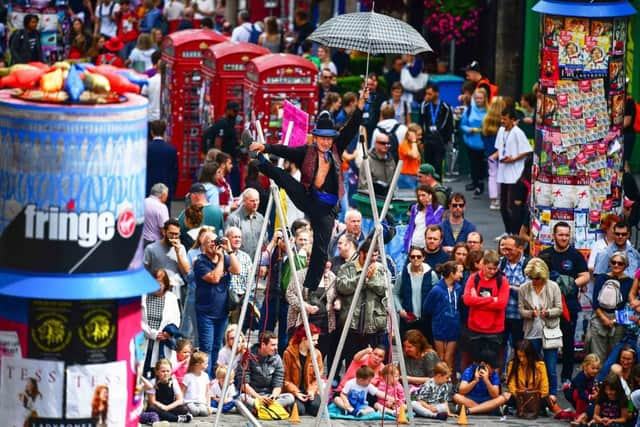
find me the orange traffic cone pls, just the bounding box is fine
[397,404,409,424]
[458,405,468,425]
[289,402,300,423]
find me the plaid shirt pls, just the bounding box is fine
[501,256,528,319]
[229,250,252,295]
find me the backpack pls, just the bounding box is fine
[598,279,622,310]
[473,271,504,294]
[248,23,261,44]
[376,122,401,156]
[433,184,451,206]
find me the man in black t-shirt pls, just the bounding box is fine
[203,100,241,193]
[9,14,43,65]
[540,221,590,386]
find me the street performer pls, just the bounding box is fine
[249,91,366,290]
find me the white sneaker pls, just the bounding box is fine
[177,413,193,423]
[489,201,501,210]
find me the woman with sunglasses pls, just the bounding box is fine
[394,246,438,339]
[589,252,634,361]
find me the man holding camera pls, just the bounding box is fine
[144,218,191,301]
[194,230,241,375]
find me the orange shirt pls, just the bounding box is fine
[398,140,420,175]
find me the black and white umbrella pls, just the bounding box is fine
[307,11,431,56]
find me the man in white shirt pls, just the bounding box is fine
[192,0,214,20]
[94,0,120,38]
[490,106,532,234]
[231,10,256,43]
[143,50,161,121]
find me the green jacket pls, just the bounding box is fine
[336,258,388,334]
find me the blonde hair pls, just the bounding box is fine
[215,365,233,380]
[482,96,506,136]
[433,361,451,376]
[481,250,500,266]
[524,257,550,281]
[582,353,601,370]
[188,351,208,373]
[404,123,421,143]
[155,358,173,371]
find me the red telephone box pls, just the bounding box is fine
[243,54,318,145]
[161,29,227,197]
[200,41,269,136]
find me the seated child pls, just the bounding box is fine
[210,366,236,413]
[173,338,193,388]
[334,366,387,416]
[144,358,193,423]
[564,353,600,423]
[411,362,452,420]
[593,373,629,426]
[373,364,406,416]
[181,351,212,417]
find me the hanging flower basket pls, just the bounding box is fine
[424,0,481,45]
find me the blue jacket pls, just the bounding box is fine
[403,203,445,252]
[460,100,486,151]
[441,218,477,248]
[399,262,435,316]
[140,8,162,33]
[423,279,462,341]
[146,138,178,197]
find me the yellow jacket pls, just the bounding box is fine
[506,360,549,397]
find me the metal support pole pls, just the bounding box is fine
[362,159,415,426]
[314,160,405,427]
[234,399,262,427]
[270,184,331,425]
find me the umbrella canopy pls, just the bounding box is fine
[307,11,431,55]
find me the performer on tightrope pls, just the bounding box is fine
[249,91,367,290]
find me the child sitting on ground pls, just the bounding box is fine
[144,358,193,423]
[411,362,453,420]
[593,373,629,426]
[564,353,600,424]
[173,338,193,388]
[373,364,406,416]
[210,366,236,413]
[181,351,212,417]
[334,366,390,416]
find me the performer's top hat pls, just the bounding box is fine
[311,111,339,138]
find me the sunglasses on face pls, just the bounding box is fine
[451,203,465,208]
[410,254,424,259]
[611,260,626,266]
[376,140,391,146]
[615,232,629,237]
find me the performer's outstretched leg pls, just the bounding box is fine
[304,206,335,291]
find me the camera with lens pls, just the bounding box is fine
[214,237,225,246]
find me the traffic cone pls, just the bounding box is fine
[397,404,408,424]
[458,405,468,425]
[289,402,300,423]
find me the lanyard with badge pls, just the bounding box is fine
[429,101,440,133]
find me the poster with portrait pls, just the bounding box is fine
[66,361,127,427]
[564,17,588,33]
[559,31,585,78]
[543,91,560,128]
[590,19,612,39]
[583,36,609,77]
[543,15,564,49]
[612,19,626,55]
[0,357,64,427]
[608,56,625,92]
[611,92,626,128]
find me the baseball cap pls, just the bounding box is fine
[463,60,481,73]
[189,183,207,194]
[418,163,440,180]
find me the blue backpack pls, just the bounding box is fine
[248,24,261,44]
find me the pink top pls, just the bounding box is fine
[373,379,406,409]
[173,358,189,387]
[337,354,384,392]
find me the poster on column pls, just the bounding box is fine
[66,361,127,427]
[0,357,64,427]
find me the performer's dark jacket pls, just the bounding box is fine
[262,108,363,205]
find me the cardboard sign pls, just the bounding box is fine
[282,101,309,147]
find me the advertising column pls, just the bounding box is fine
[530,0,636,256]
[0,92,157,427]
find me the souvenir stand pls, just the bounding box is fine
[530,0,637,342]
[0,93,157,426]
[530,0,636,256]
[243,53,318,145]
[161,29,228,197]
